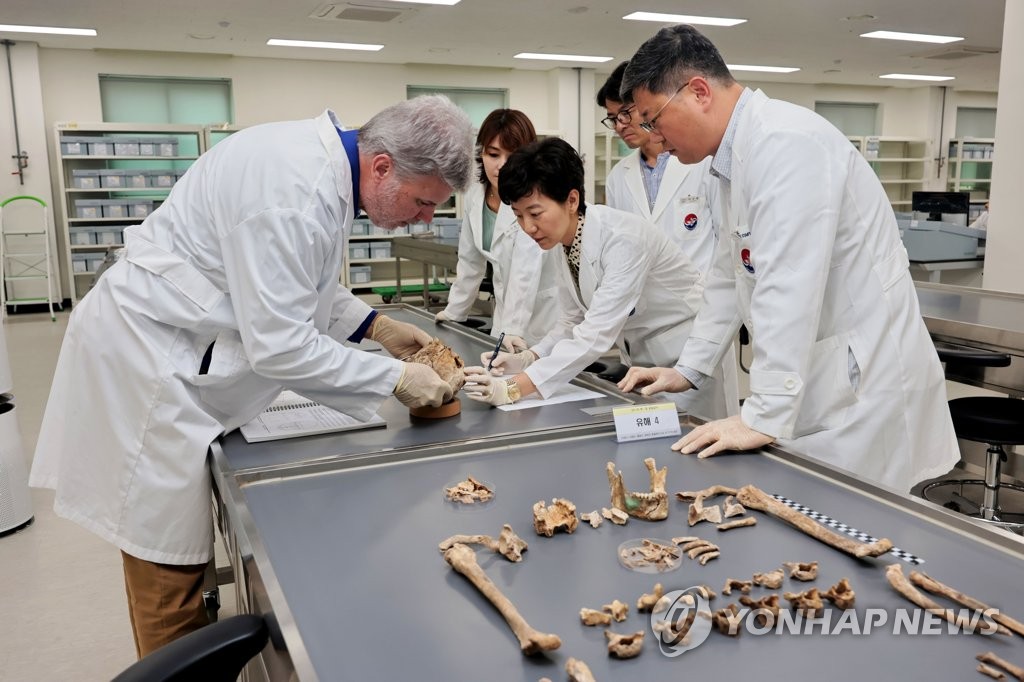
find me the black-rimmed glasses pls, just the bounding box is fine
[600,105,635,130]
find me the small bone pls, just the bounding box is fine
[637,583,665,612]
[619,539,681,571]
[723,495,746,518]
[443,543,561,654]
[654,609,697,645]
[698,551,720,565]
[784,588,824,617]
[911,572,1024,638]
[579,608,613,626]
[739,594,781,627]
[978,663,1007,680]
[885,564,1008,636]
[752,568,784,590]
[601,507,629,525]
[712,603,743,635]
[533,499,579,537]
[444,475,494,504]
[687,544,720,561]
[438,525,528,562]
[653,594,673,614]
[783,561,819,582]
[671,535,700,545]
[603,600,629,622]
[696,585,717,600]
[566,658,597,682]
[580,511,603,529]
[722,579,752,596]
[717,516,757,531]
[675,485,738,501]
[823,578,856,610]
[688,496,723,526]
[607,458,669,521]
[977,652,1024,681]
[737,485,892,558]
[605,630,645,658]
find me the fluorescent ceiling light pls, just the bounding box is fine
[514,53,613,63]
[879,73,955,81]
[267,38,383,51]
[373,0,460,3]
[623,12,746,27]
[861,30,962,44]
[0,23,96,36]
[728,64,800,73]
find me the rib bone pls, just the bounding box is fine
[977,652,1024,681]
[910,571,1024,638]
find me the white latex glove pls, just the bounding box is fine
[434,310,451,323]
[671,415,774,458]
[618,366,693,396]
[368,314,432,360]
[393,362,453,408]
[462,366,515,406]
[502,334,529,353]
[479,349,536,376]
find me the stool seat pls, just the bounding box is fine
[584,361,607,375]
[948,397,1024,445]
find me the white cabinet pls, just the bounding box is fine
[852,136,933,210]
[593,131,630,205]
[54,123,204,304]
[947,138,994,222]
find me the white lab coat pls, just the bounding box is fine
[30,110,402,564]
[527,204,736,421]
[679,90,959,491]
[442,184,561,345]
[605,151,719,273]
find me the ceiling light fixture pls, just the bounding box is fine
[372,0,461,4]
[267,38,383,51]
[861,30,962,44]
[727,64,800,73]
[623,12,746,27]
[514,52,613,63]
[879,73,955,81]
[0,23,96,36]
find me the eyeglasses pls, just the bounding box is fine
[638,82,689,133]
[600,105,635,131]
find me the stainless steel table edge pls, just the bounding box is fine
[917,280,1024,353]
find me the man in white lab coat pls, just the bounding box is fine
[618,25,959,492]
[30,96,474,657]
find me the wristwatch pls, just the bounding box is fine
[504,378,522,403]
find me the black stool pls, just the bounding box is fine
[922,346,1024,530]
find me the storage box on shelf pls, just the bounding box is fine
[947,138,994,222]
[54,123,204,304]
[593,130,630,205]
[344,214,463,291]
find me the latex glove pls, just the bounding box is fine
[369,314,431,359]
[618,366,693,396]
[502,334,529,353]
[671,415,774,458]
[479,349,536,376]
[434,310,451,323]
[462,366,515,406]
[393,362,453,408]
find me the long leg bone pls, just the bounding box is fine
[438,525,528,562]
[736,485,892,558]
[885,564,1008,636]
[443,543,562,654]
[910,571,1024,638]
[977,652,1024,681]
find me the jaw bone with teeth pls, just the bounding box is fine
[607,458,668,521]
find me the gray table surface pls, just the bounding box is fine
[235,429,1024,681]
[917,281,1024,351]
[217,306,632,473]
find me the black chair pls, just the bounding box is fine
[112,615,268,682]
[922,345,1024,528]
[597,363,630,384]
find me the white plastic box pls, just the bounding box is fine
[370,241,391,259]
[99,169,126,188]
[113,137,140,156]
[88,138,114,156]
[127,200,154,218]
[71,169,101,189]
[435,218,461,239]
[85,253,106,272]
[75,199,104,219]
[158,138,179,157]
[123,170,148,188]
[94,226,125,245]
[350,220,371,236]
[60,136,91,155]
[349,243,370,260]
[69,227,96,245]
[349,265,372,284]
[146,170,175,188]
[71,253,90,273]
[102,200,129,218]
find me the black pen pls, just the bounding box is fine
[486,332,506,372]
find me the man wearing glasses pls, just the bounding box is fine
[596,62,720,275]
[617,25,958,493]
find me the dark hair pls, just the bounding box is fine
[620,24,734,103]
[498,137,586,213]
[596,62,629,107]
[475,109,537,187]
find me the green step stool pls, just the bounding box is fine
[371,282,450,304]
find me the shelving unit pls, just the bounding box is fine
[53,123,205,304]
[947,137,994,222]
[593,130,630,205]
[855,136,932,210]
[345,216,461,291]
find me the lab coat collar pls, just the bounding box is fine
[316,110,356,222]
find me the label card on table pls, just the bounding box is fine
[612,403,681,443]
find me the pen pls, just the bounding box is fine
[486,332,506,372]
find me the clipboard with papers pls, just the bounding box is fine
[239,390,387,443]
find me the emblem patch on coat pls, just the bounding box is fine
[740,248,755,274]
[683,213,698,231]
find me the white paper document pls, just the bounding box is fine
[496,383,603,412]
[240,391,386,442]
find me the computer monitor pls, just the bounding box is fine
[912,191,970,221]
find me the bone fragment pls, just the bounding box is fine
[607,458,668,521]
[652,595,673,614]
[823,578,856,610]
[978,663,1007,680]
[672,535,700,545]
[782,561,819,582]
[698,551,720,565]
[675,485,738,501]
[438,525,528,562]
[687,544,720,560]
[723,495,746,518]
[783,588,824,617]
[637,583,664,612]
[579,608,613,626]
[679,539,713,553]
[739,594,781,627]
[977,652,1024,681]
[601,507,629,525]
[910,572,1024,639]
[688,496,723,526]
[533,499,579,537]
[722,578,752,596]
[580,511,603,529]
[605,630,645,658]
[566,658,597,682]
[885,564,1008,636]
[654,608,697,646]
[717,517,757,531]
[752,568,785,590]
[444,475,494,504]
[712,603,743,636]
[603,600,628,622]
[443,543,561,654]
[619,539,681,571]
[737,485,892,558]
[696,585,717,600]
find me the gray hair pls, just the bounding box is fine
[620,25,735,103]
[358,95,475,192]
